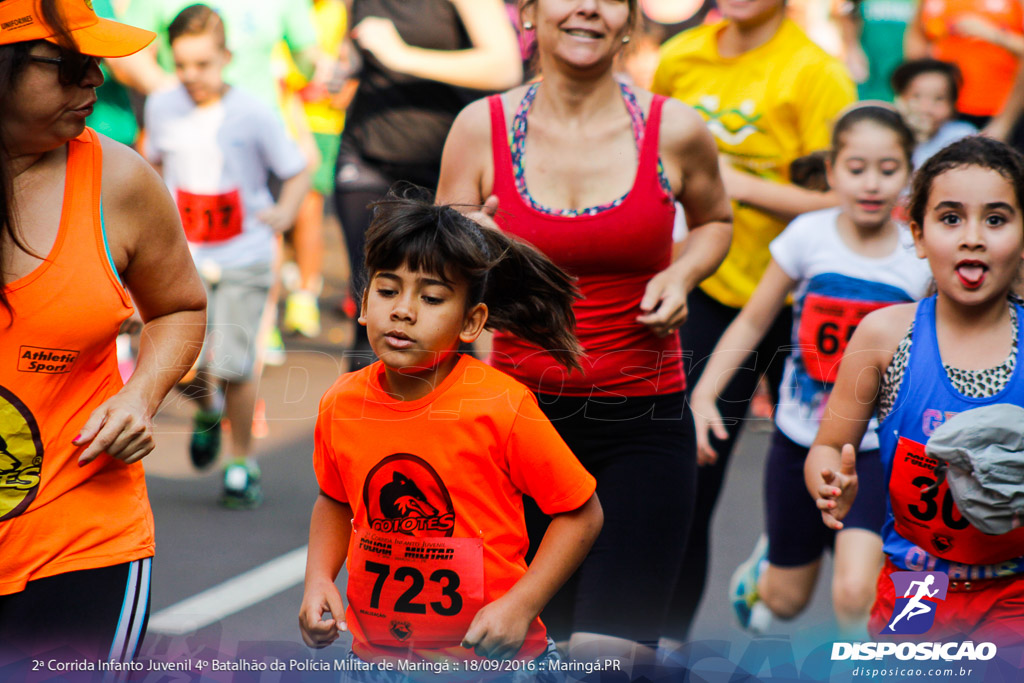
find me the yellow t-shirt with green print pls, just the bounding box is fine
[653,19,855,308]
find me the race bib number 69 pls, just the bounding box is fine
[348,526,484,647]
[798,293,889,383]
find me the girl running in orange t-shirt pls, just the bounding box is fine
[299,194,603,673]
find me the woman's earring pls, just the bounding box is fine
[622,34,631,44]
[522,21,534,30]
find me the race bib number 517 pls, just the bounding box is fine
[176,188,243,244]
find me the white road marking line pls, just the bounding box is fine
[148,546,308,635]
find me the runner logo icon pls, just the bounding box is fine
[882,571,949,635]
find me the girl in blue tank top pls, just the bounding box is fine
[806,136,1024,643]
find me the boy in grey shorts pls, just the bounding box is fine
[143,5,309,507]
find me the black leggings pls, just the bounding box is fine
[333,150,440,364]
[524,391,696,647]
[664,288,791,641]
[0,558,152,666]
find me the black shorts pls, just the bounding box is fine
[765,430,886,567]
[0,558,151,667]
[527,391,696,644]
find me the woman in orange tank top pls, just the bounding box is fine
[0,0,206,668]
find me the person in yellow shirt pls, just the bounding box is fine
[651,0,854,641]
[276,0,351,338]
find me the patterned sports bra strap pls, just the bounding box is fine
[512,82,649,148]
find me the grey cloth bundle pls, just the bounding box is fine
[924,404,1024,535]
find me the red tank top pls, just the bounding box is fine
[487,93,685,396]
[0,128,152,595]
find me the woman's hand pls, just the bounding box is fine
[466,195,501,232]
[815,443,859,530]
[690,391,729,466]
[75,389,155,466]
[637,262,689,337]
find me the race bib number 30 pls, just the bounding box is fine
[798,293,889,383]
[890,436,1024,564]
[176,188,244,244]
[348,526,484,648]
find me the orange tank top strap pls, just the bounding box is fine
[4,127,131,306]
[67,127,133,307]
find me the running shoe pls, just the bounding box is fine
[189,409,221,470]
[220,459,263,510]
[283,291,321,338]
[264,326,286,367]
[729,534,771,633]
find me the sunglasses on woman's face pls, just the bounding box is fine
[28,49,99,86]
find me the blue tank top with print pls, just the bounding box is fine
[877,295,1024,581]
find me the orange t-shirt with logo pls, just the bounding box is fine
[313,355,596,664]
[0,128,153,595]
[920,0,1024,116]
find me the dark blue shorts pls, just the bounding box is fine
[765,429,886,567]
[0,558,151,666]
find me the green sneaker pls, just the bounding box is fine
[264,327,286,367]
[220,460,263,509]
[283,291,321,338]
[189,409,221,470]
[729,534,772,633]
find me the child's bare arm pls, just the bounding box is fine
[804,305,910,528]
[259,167,312,233]
[299,492,352,648]
[691,259,797,464]
[462,493,603,659]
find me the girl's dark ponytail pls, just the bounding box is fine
[364,191,584,370]
[476,227,583,371]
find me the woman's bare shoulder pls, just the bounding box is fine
[98,133,167,209]
[96,132,179,264]
[448,85,529,147]
[654,94,714,152]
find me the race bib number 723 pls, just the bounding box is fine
[348,526,484,648]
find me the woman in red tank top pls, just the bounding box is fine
[0,0,206,667]
[437,0,732,658]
